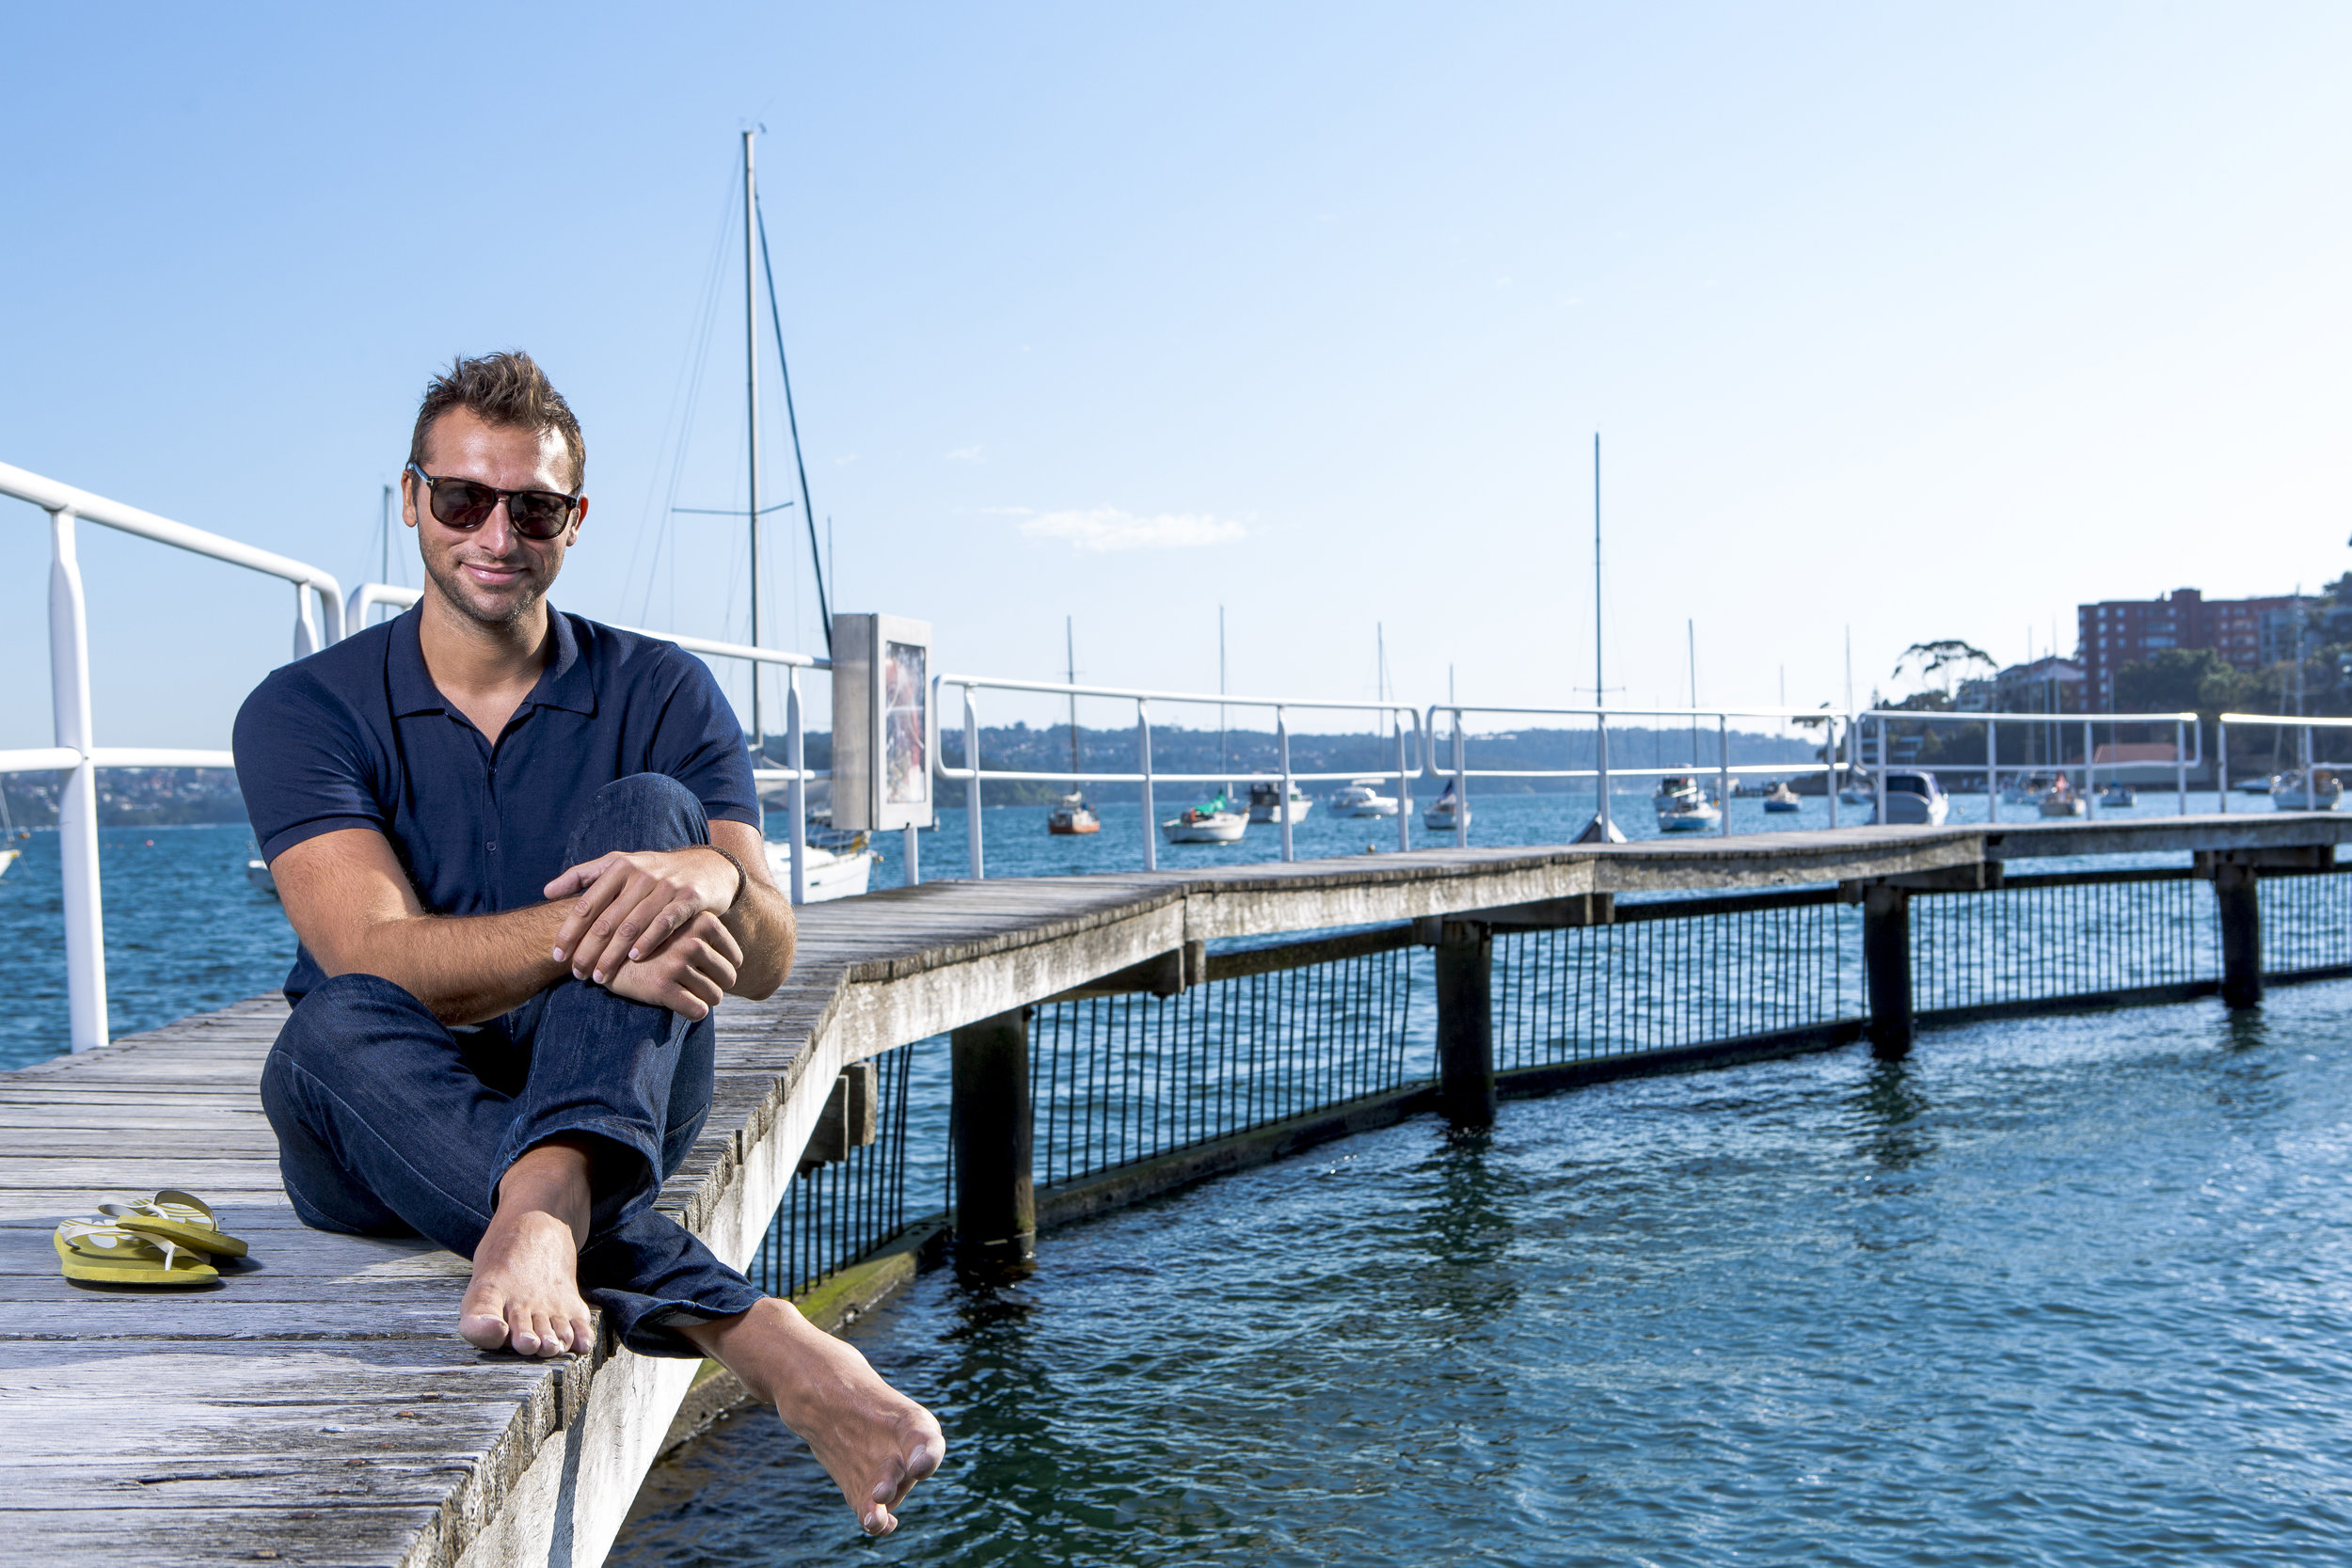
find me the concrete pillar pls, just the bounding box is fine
[950,1007,1035,1263]
[2216,859,2263,1009]
[1863,882,1913,1058]
[1434,920,1495,1128]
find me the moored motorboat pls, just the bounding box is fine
[1654,775,1722,832]
[1871,769,1951,826]
[1247,779,1311,824]
[1047,793,1101,834]
[2097,782,2137,809]
[1761,781,1803,814]
[1331,779,1399,817]
[2272,768,2344,812]
[1423,778,1470,832]
[1162,793,1248,844]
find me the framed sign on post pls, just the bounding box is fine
[832,613,935,835]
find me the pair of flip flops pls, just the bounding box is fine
[54,1189,249,1287]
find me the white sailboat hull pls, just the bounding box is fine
[763,841,878,901]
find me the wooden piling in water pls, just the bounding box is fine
[951,1006,1037,1261]
[2215,860,2264,1009]
[1863,882,1914,1057]
[1435,920,1497,1127]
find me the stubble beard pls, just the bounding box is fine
[424,546,549,633]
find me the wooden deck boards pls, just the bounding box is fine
[6,816,2348,1566]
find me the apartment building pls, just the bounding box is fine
[2076,588,2313,707]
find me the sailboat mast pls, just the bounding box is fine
[1067,616,1080,787]
[1687,619,1698,767]
[742,130,764,747]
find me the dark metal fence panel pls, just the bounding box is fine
[2261,870,2352,974]
[1492,897,1860,1070]
[1910,873,2220,1012]
[750,1041,918,1300]
[1029,943,1418,1190]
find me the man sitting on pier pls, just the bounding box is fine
[235,350,941,1535]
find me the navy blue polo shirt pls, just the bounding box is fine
[234,605,759,1004]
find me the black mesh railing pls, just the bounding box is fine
[1028,942,1418,1190]
[1910,871,2220,1013]
[2261,870,2352,974]
[750,1040,919,1300]
[1494,893,1860,1070]
[764,863,2352,1298]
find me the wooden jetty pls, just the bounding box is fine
[6,816,2348,1565]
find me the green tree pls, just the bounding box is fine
[2115,648,2247,716]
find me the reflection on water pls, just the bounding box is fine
[618,983,2352,1567]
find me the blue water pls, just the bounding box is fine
[615,984,2352,1566]
[0,790,2244,1070]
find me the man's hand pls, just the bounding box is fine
[547,847,740,985]
[602,911,743,1021]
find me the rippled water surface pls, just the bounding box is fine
[617,986,2352,1566]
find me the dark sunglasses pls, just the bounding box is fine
[405,462,580,540]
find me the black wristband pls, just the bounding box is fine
[707,845,749,913]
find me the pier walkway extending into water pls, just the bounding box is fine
[7,815,2350,1567]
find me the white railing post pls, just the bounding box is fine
[963,687,983,880]
[294,579,322,659]
[2084,720,2098,819]
[1138,699,1156,872]
[1278,707,1295,863]
[48,507,107,1052]
[1875,719,1888,826]
[1394,712,1411,853]
[1453,710,1468,848]
[2178,718,2188,815]
[1827,717,1839,829]
[785,670,808,905]
[1986,717,1998,824]
[1597,715,1612,836]
[1717,715,1730,838]
[2218,719,2231,811]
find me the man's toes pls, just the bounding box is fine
[458,1311,509,1351]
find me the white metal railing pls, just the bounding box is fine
[343,583,834,903]
[3,461,346,1052]
[1856,708,2204,825]
[2216,711,2352,811]
[1423,704,1851,847]
[932,673,1424,877]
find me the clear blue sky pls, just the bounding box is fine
[5,4,2349,745]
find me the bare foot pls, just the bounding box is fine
[683,1297,946,1535]
[458,1141,596,1357]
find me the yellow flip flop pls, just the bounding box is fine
[99,1189,247,1258]
[55,1218,220,1286]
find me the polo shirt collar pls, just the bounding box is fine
[387,603,596,719]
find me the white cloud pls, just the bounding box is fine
[944,443,986,462]
[1002,507,1248,552]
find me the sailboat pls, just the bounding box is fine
[1578,435,1626,844]
[1423,777,1470,832]
[727,130,871,901]
[1048,615,1100,835]
[0,781,21,879]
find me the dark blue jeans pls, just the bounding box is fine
[261,773,767,1357]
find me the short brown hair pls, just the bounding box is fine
[407,350,586,490]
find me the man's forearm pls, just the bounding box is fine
[342,901,574,1025]
[719,875,794,1000]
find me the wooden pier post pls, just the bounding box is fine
[951,1006,1036,1263]
[1862,883,1914,1058]
[2215,860,2263,1009]
[1435,920,1496,1127]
